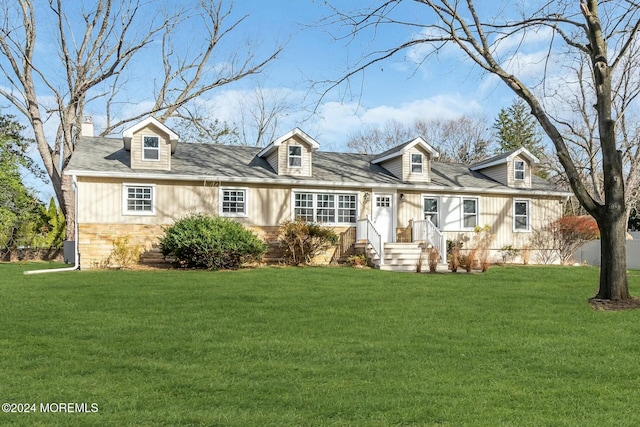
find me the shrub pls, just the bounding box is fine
[499,245,520,264]
[159,214,267,270]
[346,254,367,268]
[279,219,339,266]
[529,215,599,265]
[109,235,142,269]
[428,247,440,273]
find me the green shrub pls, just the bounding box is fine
[160,214,267,270]
[279,219,339,266]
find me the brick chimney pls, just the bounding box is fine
[81,116,94,137]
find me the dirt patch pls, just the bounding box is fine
[589,297,640,311]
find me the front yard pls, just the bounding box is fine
[1,263,640,426]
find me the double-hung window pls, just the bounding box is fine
[514,200,530,231]
[143,136,160,160]
[462,198,478,229]
[294,192,357,224]
[423,197,439,227]
[411,153,423,174]
[294,193,314,221]
[316,194,335,223]
[337,194,357,223]
[221,189,247,216]
[514,160,525,180]
[124,184,155,215]
[288,145,302,167]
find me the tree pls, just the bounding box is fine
[346,116,491,164]
[0,0,282,240]
[326,1,636,301]
[0,113,43,254]
[493,99,545,158]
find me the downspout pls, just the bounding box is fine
[24,174,80,275]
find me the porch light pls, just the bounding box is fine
[363,192,370,202]
[400,193,405,202]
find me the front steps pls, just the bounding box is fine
[356,241,440,272]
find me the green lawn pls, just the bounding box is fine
[1,263,640,426]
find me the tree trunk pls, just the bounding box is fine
[61,174,76,241]
[594,210,629,300]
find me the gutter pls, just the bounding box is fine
[24,175,80,275]
[64,170,573,198]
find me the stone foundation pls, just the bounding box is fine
[78,223,354,270]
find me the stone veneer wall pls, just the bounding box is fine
[78,223,348,269]
[78,223,168,269]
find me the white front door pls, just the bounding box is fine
[372,194,394,243]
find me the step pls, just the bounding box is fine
[380,264,420,272]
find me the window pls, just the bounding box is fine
[514,200,530,231]
[294,192,357,224]
[124,185,154,215]
[462,198,478,229]
[411,153,423,174]
[316,194,335,223]
[376,196,391,207]
[337,195,357,223]
[514,160,525,180]
[423,197,439,227]
[221,189,247,216]
[143,136,159,160]
[288,145,302,167]
[294,193,314,221]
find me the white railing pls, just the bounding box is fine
[413,218,446,263]
[356,218,383,265]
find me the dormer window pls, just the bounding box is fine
[143,136,160,160]
[288,145,302,168]
[514,160,525,180]
[411,153,423,174]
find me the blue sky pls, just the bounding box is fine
[13,0,554,200]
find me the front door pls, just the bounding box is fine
[372,194,394,243]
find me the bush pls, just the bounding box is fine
[529,215,599,265]
[279,219,339,265]
[160,214,267,270]
[109,235,142,269]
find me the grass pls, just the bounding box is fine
[1,263,640,426]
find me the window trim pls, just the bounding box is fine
[514,199,531,232]
[122,183,156,216]
[292,191,358,225]
[514,160,525,181]
[288,145,303,168]
[461,197,478,230]
[142,135,160,161]
[411,153,424,174]
[422,195,439,228]
[219,187,248,217]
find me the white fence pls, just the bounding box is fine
[574,240,640,270]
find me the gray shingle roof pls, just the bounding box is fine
[65,136,565,194]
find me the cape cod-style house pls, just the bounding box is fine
[65,117,571,270]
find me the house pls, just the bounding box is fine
[65,117,571,270]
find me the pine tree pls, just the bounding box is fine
[493,99,545,158]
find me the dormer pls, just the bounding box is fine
[123,117,179,171]
[469,147,539,188]
[371,137,439,182]
[257,128,320,177]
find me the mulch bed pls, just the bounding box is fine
[589,297,640,311]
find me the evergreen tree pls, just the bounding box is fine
[493,99,545,158]
[0,113,43,252]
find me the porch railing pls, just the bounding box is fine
[356,217,383,265]
[413,218,446,262]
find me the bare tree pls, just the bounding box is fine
[233,85,292,147]
[416,116,491,164]
[346,116,491,164]
[346,119,412,154]
[325,0,639,301]
[0,0,282,239]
